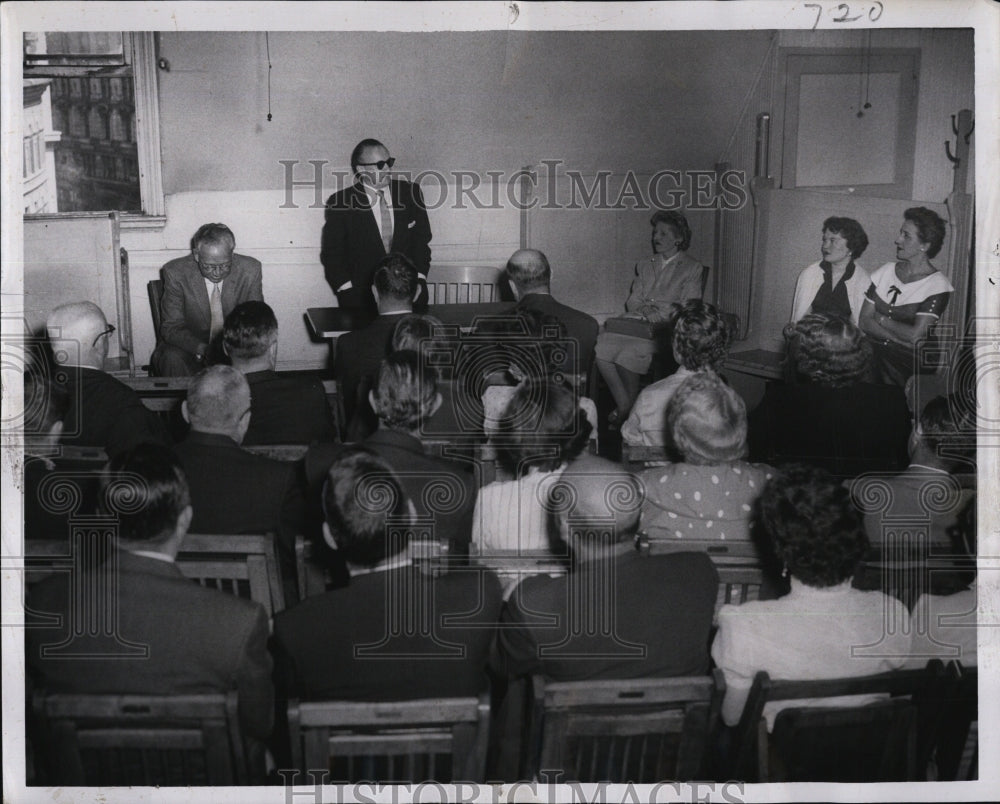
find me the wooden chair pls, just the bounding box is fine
[125,374,191,413]
[528,670,725,782]
[620,443,669,471]
[469,548,569,589]
[176,533,285,617]
[287,693,490,782]
[244,443,309,461]
[636,533,760,563]
[31,690,249,785]
[732,666,938,782]
[426,265,504,305]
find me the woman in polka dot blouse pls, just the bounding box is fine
[638,372,773,546]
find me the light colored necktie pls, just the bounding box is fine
[378,189,393,253]
[209,283,224,340]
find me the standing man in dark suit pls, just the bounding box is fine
[47,301,170,455]
[26,444,274,776]
[320,138,432,313]
[506,249,599,378]
[151,223,264,377]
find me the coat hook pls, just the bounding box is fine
[950,114,959,136]
[944,140,960,166]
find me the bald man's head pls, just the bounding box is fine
[183,365,251,440]
[506,249,551,295]
[548,454,643,548]
[46,301,110,369]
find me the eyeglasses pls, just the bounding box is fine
[91,323,116,348]
[356,157,395,171]
[197,259,233,275]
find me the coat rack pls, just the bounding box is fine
[944,109,974,194]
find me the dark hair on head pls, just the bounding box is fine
[649,210,692,252]
[223,301,278,361]
[506,250,551,290]
[190,223,235,252]
[392,313,445,353]
[322,446,410,568]
[372,351,439,432]
[667,372,747,464]
[917,394,976,469]
[671,299,733,371]
[758,463,868,587]
[903,207,947,258]
[101,443,191,544]
[373,253,418,300]
[496,379,592,477]
[822,216,869,259]
[350,138,387,170]
[792,313,871,388]
[23,372,69,435]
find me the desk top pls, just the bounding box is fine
[306,302,515,339]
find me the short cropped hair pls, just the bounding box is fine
[822,216,869,259]
[667,372,747,464]
[496,379,592,477]
[101,444,191,544]
[649,210,692,252]
[23,372,69,435]
[672,299,733,371]
[373,253,419,300]
[350,138,387,171]
[372,351,439,431]
[392,314,444,353]
[918,394,976,468]
[190,223,235,252]
[506,251,551,291]
[904,207,947,259]
[793,313,871,388]
[322,446,410,568]
[223,301,278,361]
[186,365,250,430]
[758,464,868,588]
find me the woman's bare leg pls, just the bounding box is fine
[597,358,632,419]
[616,364,642,416]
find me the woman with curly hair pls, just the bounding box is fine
[790,217,871,325]
[859,207,953,385]
[621,299,733,446]
[748,313,911,477]
[711,464,911,729]
[472,379,592,554]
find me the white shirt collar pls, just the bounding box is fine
[363,183,392,205]
[204,277,224,297]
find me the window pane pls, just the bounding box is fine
[24,32,125,65]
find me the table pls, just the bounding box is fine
[305,302,515,339]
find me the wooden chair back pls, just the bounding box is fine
[621,443,669,471]
[733,666,938,782]
[287,693,490,782]
[529,670,725,782]
[244,443,310,461]
[125,375,191,413]
[176,533,285,616]
[469,548,569,588]
[426,265,504,305]
[31,690,248,785]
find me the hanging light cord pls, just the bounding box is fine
[265,32,273,121]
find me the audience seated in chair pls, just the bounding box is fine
[173,365,306,596]
[151,222,264,377]
[335,252,421,440]
[505,248,599,377]
[472,380,592,553]
[26,444,274,773]
[747,313,911,478]
[271,446,501,702]
[638,372,774,547]
[306,350,477,561]
[46,301,170,456]
[711,464,912,730]
[622,299,733,447]
[223,300,337,445]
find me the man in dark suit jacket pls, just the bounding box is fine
[172,366,306,597]
[334,253,420,437]
[506,248,599,378]
[151,223,264,377]
[46,301,170,456]
[320,139,432,314]
[26,444,273,775]
[223,301,337,445]
[307,351,476,560]
[272,446,501,703]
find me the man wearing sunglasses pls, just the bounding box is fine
[321,138,432,314]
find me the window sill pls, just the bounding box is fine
[121,214,166,231]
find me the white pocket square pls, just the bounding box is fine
[408,220,416,229]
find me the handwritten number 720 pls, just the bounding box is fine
[806,2,884,31]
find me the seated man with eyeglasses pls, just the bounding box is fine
[321,138,432,314]
[46,300,171,456]
[151,222,264,377]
